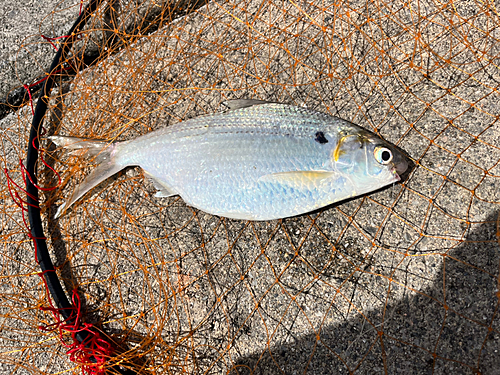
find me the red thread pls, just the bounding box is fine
[39,287,115,375]
[41,33,82,52]
[4,156,58,203]
[23,66,71,116]
[21,133,62,192]
[41,34,71,51]
[4,167,34,206]
[4,166,38,234]
[22,84,35,115]
[13,21,118,375]
[40,33,82,74]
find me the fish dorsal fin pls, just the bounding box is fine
[223,99,271,111]
[258,171,337,190]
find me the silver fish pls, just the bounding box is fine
[50,100,408,220]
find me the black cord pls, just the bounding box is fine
[25,1,136,374]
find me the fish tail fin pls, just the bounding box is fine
[49,136,127,219]
[49,136,118,162]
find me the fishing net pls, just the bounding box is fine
[1,0,499,373]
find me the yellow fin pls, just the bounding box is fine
[258,171,337,190]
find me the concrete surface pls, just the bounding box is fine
[0,0,77,117]
[0,1,499,374]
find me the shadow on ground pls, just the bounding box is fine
[230,212,500,375]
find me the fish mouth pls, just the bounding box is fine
[394,159,408,176]
[391,166,401,182]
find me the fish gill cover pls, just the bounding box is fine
[0,0,499,374]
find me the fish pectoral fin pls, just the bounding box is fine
[223,99,271,111]
[258,171,337,190]
[144,172,178,198]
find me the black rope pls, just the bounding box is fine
[25,1,136,374]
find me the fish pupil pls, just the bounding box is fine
[315,131,328,144]
[381,150,391,162]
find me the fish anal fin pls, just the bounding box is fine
[223,99,271,111]
[144,172,178,198]
[258,171,337,190]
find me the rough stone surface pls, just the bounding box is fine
[1,1,499,374]
[0,0,77,114]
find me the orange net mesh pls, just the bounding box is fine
[1,0,499,373]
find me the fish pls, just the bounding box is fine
[49,99,408,221]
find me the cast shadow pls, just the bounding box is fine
[229,212,500,374]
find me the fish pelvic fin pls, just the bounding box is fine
[50,136,127,218]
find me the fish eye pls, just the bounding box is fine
[374,146,393,165]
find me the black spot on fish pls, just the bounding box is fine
[315,131,328,144]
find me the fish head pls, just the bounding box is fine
[332,129,409,188]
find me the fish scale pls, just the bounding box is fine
[50,100,408,220]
